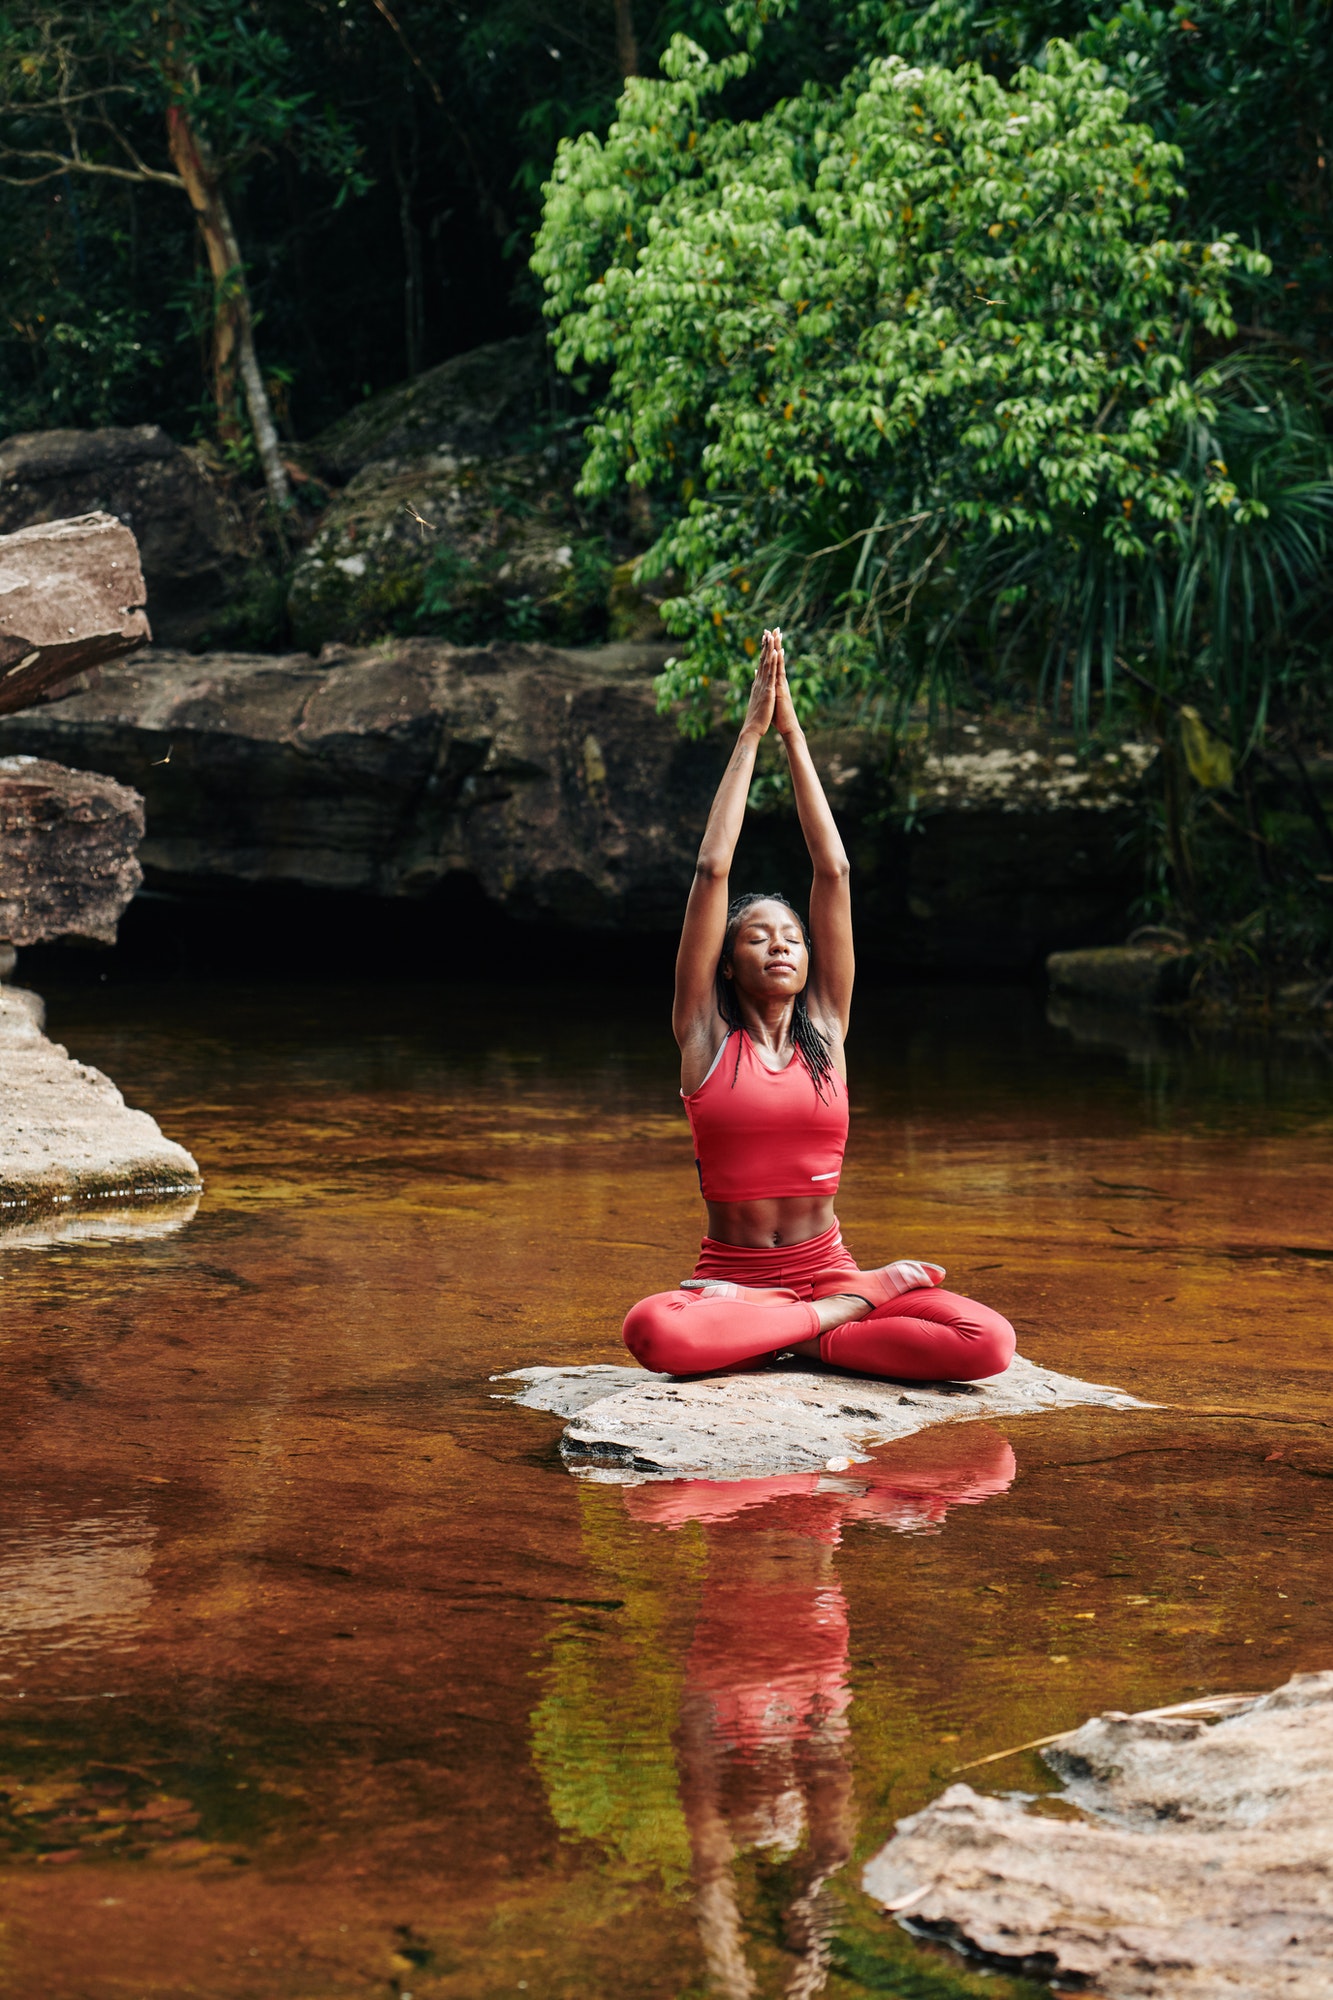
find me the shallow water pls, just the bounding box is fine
[0,981,1330,2000]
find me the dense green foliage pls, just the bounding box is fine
[536,37,1269,720]
[534,0,1333,980]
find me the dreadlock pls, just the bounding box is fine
[715,891,836,1102]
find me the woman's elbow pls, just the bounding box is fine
[694,855,729,883]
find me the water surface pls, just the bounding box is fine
[0,983,1329,1998]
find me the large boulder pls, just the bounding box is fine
[1048,941,1198,1010]
[285,444,612,656]
[0,425,269,648]
[0,641,1153,966]
[0,511,149,714]
[0,754,143,946]
[287,335,618,655]
[304,333,551,482]
[862,1671,1333,1998]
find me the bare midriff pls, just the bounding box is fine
[704,1193,839,1249]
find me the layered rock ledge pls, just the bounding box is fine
[0,641,1156,967]
[863,1670,1333,1999]
[0,986,200,1221]
[500,1353,1146,1481]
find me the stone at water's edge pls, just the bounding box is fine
[0,512,149,715]
[499,1354,1147,1480]
[0,986,200,1219]
[0,756,143,945]
[862,1670,1333,1999]
[1048,942,1198,1011]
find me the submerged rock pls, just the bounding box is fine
[0,985,200,1220]
[499,1353,1146,1480]
[862,1670,1333,1998]
[0,754,143,946]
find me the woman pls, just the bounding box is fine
[622,629,1016,1382]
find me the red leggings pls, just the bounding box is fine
[622,1223,1015,1383]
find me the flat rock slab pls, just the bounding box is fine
[499,1354,1146,1480]
[863,1670,1333,1998]
[0,986,200,1218]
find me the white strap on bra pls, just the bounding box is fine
[680,1030,735,1098]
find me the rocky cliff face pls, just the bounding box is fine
[0,640,1153,968]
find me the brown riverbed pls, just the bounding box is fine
[0,981,1330,2000]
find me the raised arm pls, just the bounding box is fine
[772,631,854,1039]
[672,638,778,1058]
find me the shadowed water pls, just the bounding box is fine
[0,982,1329,1999]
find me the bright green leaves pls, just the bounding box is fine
[533,33,1268,734]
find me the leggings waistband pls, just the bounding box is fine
[692,1221,856,1290]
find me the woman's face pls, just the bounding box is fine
[725,900,809,1003]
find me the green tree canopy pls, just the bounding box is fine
[535,35,1270,731]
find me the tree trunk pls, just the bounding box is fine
[391,122,425,379]
[614,0,639,79]
[165,99,291,517]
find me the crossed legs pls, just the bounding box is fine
[622,1283,1015,1382]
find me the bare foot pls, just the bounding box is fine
[789,1291,873,1359]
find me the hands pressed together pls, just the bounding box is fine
[742,627,801,742]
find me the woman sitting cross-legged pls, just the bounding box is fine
[622,629,1016,1383]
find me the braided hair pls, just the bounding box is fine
[715,891,836,1101]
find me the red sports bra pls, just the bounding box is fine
[682,1030,849,1202]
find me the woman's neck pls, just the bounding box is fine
[734,994,796,1056]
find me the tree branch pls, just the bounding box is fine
[0,142,180,187]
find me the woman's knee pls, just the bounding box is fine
[956,1304,1016,1379]
[623,1290,689,1371]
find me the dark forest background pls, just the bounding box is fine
[2,1,1328,443]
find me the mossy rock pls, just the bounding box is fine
[286,444,616,654]
[304,335,551,484]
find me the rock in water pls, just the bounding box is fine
[499,1354,1147,1480]
[0,513,149,715]
[0,755,143,945]
[0,986,200,1219]
[1047,942,1197,1011]
[862,1671,1333,1998]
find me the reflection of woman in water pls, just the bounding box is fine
[623,629,1015,1382]
[625,1430,1018,2000]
